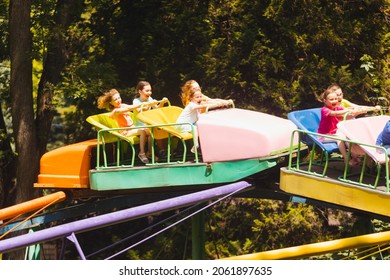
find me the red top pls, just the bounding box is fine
[317,105,344,135]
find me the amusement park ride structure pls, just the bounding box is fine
[1,101,390,259]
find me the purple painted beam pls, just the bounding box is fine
[0,181,251,254]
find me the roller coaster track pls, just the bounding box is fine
[224,230,390,260]
[0,181,252,259]
[1,177,390,260]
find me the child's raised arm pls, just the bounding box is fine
[195,99,234,110]
[110,103,143,117]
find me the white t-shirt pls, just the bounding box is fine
[176,102,200,133]
[133,96,154,126]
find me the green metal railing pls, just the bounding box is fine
[287,129,390,193]
[95,122,199,170]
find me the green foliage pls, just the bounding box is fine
[0,8,7,62]
[0,60,12,143]
[204,198,336,258]
[41,0,390,260]
[47,2,120,143]
[4,0,390,259]
[43,0,390,121]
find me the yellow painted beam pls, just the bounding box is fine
[223,230,390,260]
[279,167,390,216]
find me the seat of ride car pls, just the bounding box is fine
[86,112,140,145]
[287,108,339,154]
[337,115,390,164]
[137,106,193,141]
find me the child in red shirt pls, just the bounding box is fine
[318,88,365,166]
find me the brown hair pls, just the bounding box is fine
[135,81,151,97]
[97,88,119,111]
[321,88,336,101]
[318,84,341,102]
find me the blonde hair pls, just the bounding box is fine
[326,84,341,92]
[97,88,119,111]
[180,80,198,106]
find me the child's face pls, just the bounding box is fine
[139,85,152,98]
[191,91,203,104]
[324,92,339,109]
[110,93,122,108]
[334,88,343,103]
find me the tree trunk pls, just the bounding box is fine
[9,0,38,259]
[10,0,37,203]
[36,0,80,157]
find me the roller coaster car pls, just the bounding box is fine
[287,108,341,176]
[287,108,339,153]
[281,109,390,216]
[336,115,390,189]
[34,103,299,192]
[337,115,390,164]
